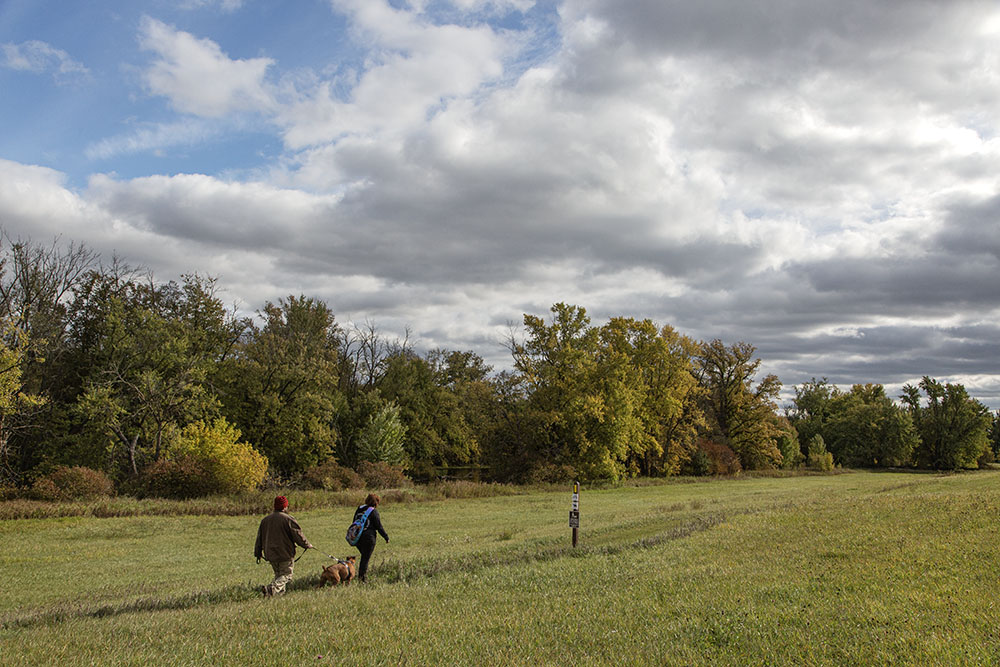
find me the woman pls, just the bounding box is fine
[353,493,389,583]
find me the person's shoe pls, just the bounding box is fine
[260,585,271,597]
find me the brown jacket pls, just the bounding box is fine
[254,510,312,562]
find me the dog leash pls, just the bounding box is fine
[295,545,340,562]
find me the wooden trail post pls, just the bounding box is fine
[569,481,580,547]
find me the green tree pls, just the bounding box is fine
[377,350,478,473]
[788,378,838,458]
[989,410,1000,460]
[221,296,342,478]
[0,322,46,483]
[824,384,918,467]
[76,280,222,477]
[901,377,991,470]
[356,401,408,466]
[806,434,834,471]
[0,233,97,482]
[697,340,782,469]
[774,415,802,469]
[597,318,704,476]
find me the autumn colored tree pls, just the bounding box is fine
[697,340,783,469]
[512,304,629,480]
[597,317,704,476]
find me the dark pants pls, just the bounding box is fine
[356,534,377,582]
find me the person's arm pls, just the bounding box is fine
[254,522,264,561]
[371,509,389,542]
[287,516,313,550]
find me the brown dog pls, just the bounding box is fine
[319,556,356,587]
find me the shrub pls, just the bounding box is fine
[138,455,215,499]
[167,419,269,495]
[698,440,742,476]
[356,460,411,489]
[29,477,60,501]
[30,466,114,501]
[302,460,363,491]
[807,434,835,471]
[683,448,713,476]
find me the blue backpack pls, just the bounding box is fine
[346,505,375,546]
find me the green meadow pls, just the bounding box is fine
[3,471,1000,665]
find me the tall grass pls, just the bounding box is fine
[3,471,999,665]
[0,480,523,520]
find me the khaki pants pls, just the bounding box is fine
[266,559,294,596]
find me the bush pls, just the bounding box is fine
[356,460,411,489]
[807,434,835,471]
[683,448,713,476]
[30,466,114,501]
[138,455,215,499]
[698,440,742,476]
[301,460,363,491]
[166,419,269,496]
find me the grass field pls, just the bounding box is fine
[2,471,1000,665]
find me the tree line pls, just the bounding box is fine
[1,233,998,496]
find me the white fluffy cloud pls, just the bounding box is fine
[139,17,275,117]
[278,0,509,148]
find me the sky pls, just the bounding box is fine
[2,0,1000,408]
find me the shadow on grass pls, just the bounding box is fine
[2,512,735,631]
[370,512,734,585]
[1,583,259,631]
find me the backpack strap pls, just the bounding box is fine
[359,505,375,525]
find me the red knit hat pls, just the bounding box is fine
[274,496,288,511]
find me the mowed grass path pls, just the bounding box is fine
[2,471,1000,665]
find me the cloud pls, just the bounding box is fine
[6,1,1000,405]
[277,0,510,148]
[176,0,245,11]
[139,17,275,117]
[84,118,226,160]
[1,40,89,81]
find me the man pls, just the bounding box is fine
[254,495,312,596]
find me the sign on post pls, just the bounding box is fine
[569,481,580,547]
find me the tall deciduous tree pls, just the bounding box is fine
[513,303,620,479]
[598,318,704,476]
[0,233,97,481]
[76,276,229,477]
[221,296,342,478]
[901,377,991,470]
[787,378,837,457]
[377,350,478,474]
[0,322,45,483]
[824,384,917,467]
[697,340,782,469]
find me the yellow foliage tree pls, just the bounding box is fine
[168,418,268,494]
